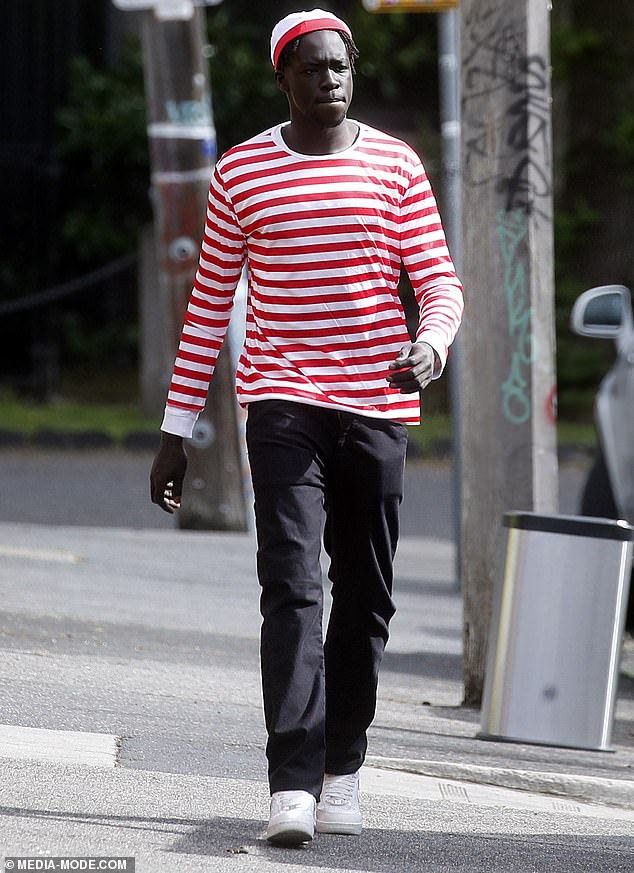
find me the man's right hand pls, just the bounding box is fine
[150,432,188,514]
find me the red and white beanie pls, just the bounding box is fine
[270,8,353,69]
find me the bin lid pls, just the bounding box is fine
[503,512,634,541]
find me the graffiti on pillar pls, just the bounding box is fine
[462,2,552,220]
[462,1,552,424]
[497,208,532,425]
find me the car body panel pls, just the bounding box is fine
[571,285,634,523]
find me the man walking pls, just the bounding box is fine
[151,8,463,846]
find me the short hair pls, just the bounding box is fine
[276,31,359,73]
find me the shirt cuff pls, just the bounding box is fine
[160,407,199,439]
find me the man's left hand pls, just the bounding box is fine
[387,342,436,393]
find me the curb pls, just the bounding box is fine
[366,755,634,811]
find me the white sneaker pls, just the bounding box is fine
[316,772,362,835]
[266,790,316,846]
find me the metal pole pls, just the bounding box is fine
[438,9,462,584]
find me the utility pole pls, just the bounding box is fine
[113,0,248,531]
[459,0,558,705]
[437,8,462,583]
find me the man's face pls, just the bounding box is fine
[276,30,353,129]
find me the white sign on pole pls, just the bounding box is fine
[112,0,222,18]
[113,0,222,7]
[363,0,459,11]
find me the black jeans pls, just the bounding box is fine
[246,399,407,799]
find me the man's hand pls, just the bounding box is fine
[150,432,187,514]
[387,342,437,393]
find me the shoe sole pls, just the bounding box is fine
[267,825,314,846]
[316,819,362,836]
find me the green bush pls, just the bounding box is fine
[56,39,150,263]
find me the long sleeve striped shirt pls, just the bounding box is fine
[161,121,463,437]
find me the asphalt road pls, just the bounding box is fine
[0,522,632,871]
[0,448,590,537]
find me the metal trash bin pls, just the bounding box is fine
[479,512,633,751]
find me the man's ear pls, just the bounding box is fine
[275,69,289,94]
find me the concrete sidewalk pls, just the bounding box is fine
[0,522,632,871]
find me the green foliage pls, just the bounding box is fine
[56,38,150,263]
[62,312,138,366]
[554,200,602,268]
[204,6,437,155]
[554,202,611,420]
[345,9,436,110]
[551,3,634,417]
[605,112,634,187]
[550,23,603,80]
[205,11,280,153]
[50,37,149,382]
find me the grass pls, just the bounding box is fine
[0,394,157,440]
[0,390,596,451]
[556,418,598,447]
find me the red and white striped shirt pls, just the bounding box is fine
[162,121,463,437]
